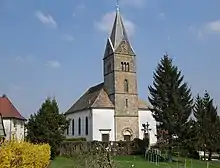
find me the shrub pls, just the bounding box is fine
[133,138,147,155]
[0,140,50,168]
[73,142,117,168]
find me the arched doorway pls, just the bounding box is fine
[122,128,132,141]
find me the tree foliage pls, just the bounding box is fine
[148,54,193,145]
[25,97,69,159]
[193,91,220,160]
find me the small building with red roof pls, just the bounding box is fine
[0,94,26,141]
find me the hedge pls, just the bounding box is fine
[0,140,51,168]
[59,138,149,156]
[64,137,87,142]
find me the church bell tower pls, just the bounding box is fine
[103,6,139,141]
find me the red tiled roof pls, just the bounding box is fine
[0,94,26,120]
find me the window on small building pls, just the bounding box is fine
[85,117,88,135]
[124,79,129,92]
[78,118,81,135]
[125,99,128,107]
[102,134,110,142]
[72,119,74,136]
[13,119,17,128]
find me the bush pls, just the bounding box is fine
[133,138,147,155]
[64,137,87,142]
[0,140,50,168]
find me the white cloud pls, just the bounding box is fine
[62,34,74,42]
[46,60,61,68]
[35,10,57,28]
[72,3,86,17]
[15,54,35,63]
[206,20,220,33]
[94,11,135,37]
[190,20,220,40]
[120,0,146,8]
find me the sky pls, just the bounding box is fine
[0,0,220,118]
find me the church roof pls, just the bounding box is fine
[138,99,152,110]
[66,83,150,114]
[65,83,114,114]
[0,94,26,120]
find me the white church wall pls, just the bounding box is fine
[65,109,92,141]
[92,108,115,141]
[138,110,157,146]
[3,118,25,141]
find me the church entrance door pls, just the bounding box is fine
[124,135,131,141]
[122,129,132,141]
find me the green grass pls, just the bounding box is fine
[49,155,220,168]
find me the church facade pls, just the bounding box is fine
[65,8,157,145]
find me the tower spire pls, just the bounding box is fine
[103,1,135,58]
[116,0,119,11]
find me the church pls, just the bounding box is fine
[65,7,157,145]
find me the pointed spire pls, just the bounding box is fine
[109,3,130,50]
[116,0,119,11]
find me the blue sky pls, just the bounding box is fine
[0,0,220,118]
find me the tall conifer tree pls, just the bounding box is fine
[193,91,219,160]
[148,54,193,147]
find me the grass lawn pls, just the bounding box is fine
[49,155,220,168]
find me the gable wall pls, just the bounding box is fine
[138,110,157,146]
[3,118,25,141]
[92,108,115,141]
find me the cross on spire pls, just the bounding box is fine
[116,0,120,11]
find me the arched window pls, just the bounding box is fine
[72,119,74,135]
[66,126,69,135]
[85,117,89,135]
[121,62,124,71]
[123,62,126,71]
[78,118,81,135]
[124,79,129,92]
[126,63,130,71]
[125,99,128,107]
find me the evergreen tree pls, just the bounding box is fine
[148,54,193,151]
[26,97,69,159]
[193,91,219,160]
